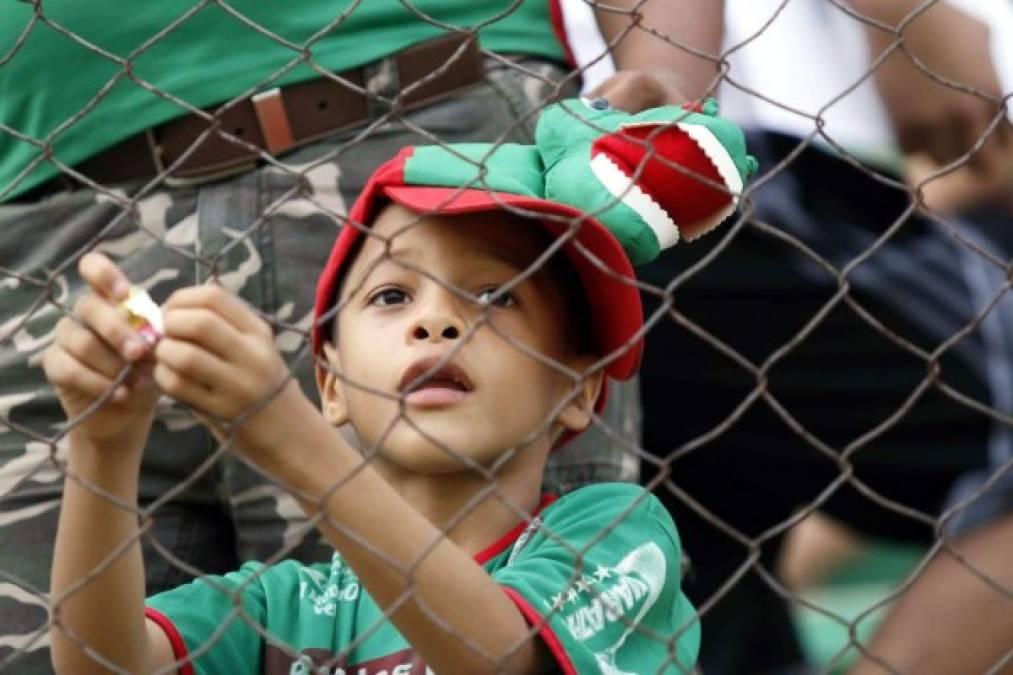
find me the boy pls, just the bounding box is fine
[45,99,755,674]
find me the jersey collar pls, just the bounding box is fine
[474,494,557,565]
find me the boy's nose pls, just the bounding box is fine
[409,316,462,342]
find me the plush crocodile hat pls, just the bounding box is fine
[313,98,756,385]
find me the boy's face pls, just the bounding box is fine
[317,203,601,473]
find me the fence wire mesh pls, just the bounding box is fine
[1,1,1011,673]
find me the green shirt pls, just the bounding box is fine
[146,483,700,674]
[0,1,567,201]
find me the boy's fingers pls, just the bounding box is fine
[55,316,124,379]
[153,362,224,417]
[154,338,233,392]
[78,252,131,301]
[73,293,150,362]
[161,307,244,360]
[164,285,272,338]
[44,345,128,403]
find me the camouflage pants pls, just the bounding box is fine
[0,58,640,673]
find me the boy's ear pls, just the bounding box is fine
[556,361,605,434]
[316,343,349,427]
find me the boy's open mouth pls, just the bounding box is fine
[398,357,474,408]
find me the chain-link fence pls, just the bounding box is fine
[2,1,1011,673]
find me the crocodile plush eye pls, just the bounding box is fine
[581,96,610,111]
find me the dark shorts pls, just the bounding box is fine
[638,131,1013,674]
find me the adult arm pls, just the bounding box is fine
[847,0,1012,210]
[850,514,1013,675]
[590,0,725,110]
[848,0,1004,164]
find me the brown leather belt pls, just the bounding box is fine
[22,33,485,199]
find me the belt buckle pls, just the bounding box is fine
[252,88,296,155]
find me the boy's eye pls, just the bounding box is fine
[476,286,516,308]
[369,288,410,306]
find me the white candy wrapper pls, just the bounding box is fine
[118,286,164,344]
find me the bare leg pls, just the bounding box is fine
[851,515,1013,675]
[778,512,868,590]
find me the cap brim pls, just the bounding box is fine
[313,186,643,381]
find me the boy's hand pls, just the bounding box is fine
[43,253,159,444]
[153,285,312,461]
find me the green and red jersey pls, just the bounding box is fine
[146,483,700,674]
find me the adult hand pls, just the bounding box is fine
[586,69,691,113]
[906,122,1013,213]
[153,284,314,462]
[850,1,1007,172]
[591,0,724,111]
[43,253,159,444]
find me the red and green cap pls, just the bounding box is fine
[313,98,757,385]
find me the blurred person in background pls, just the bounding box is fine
[562,0,1012,673]
[0,2,723,672]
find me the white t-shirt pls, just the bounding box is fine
[561,0,1012,159]
[717,2,892,156]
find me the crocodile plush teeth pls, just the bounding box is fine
[675,123,743,197]
[615,121,743,198]
[674,121,741,240]
[589,152,680,249]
